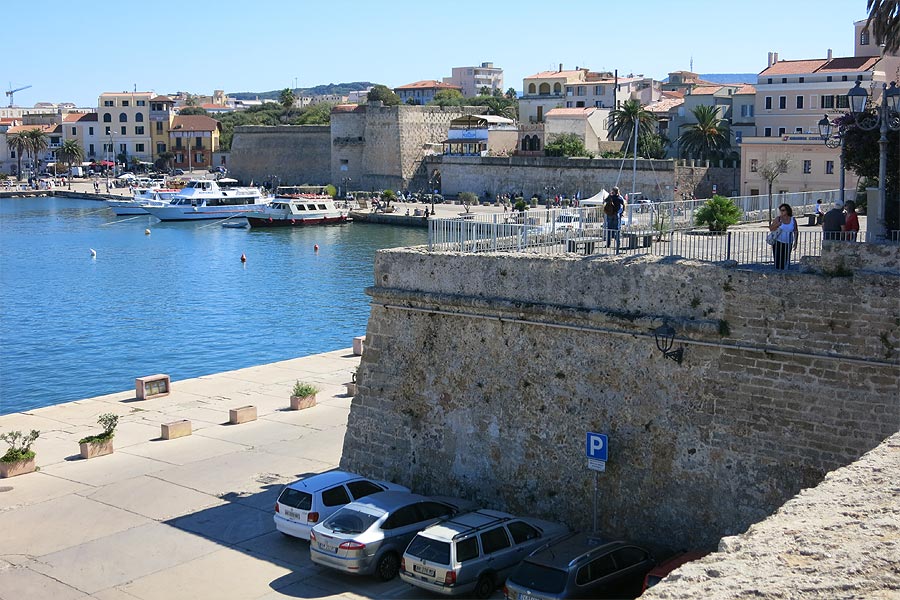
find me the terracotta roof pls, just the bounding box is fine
[332,104,366,113]
[63,112,97,123]
[690,85,723,95]
[171,115,220,131]
[524,70,586,80]
[150,95,174,102]
[735,84,756,95]
[545,107,595,118]
[5,124,60,134]
[662,90,685,99]
[759,56,880,76]
[0,118,21,126]
[646,97,685,113]
[394,80,461,90]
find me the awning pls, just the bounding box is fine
[99,160,114,166]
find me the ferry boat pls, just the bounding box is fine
[142,179,265,221]
[245,191,350,228]
[107,187,180,216]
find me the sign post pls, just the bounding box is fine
[586,432,608,532]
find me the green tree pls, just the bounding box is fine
[458,191,479,213]
[25,128,48,174]
[544,133,593,158]
[866,0,899,53]
[183,94,199,107]
[430,89,464,107]
[279,88,296,109]
[607,100,657,155]
[694,195,743,232]
[155,151,175,172]
[367,84,401,106]
[639,131,669,159]
[678,105,732,161]
[56,139,84,188]
[179,107,209,116]
[479,86,491,96]
[296,102,334,125]
[484,97,517,120]
[505,88,517,99]
[6,130,29,180]
[840,118,899,229]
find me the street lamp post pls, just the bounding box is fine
[840,80,900,238]
[817,114,846,206]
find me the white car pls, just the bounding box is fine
[274,470,409,540]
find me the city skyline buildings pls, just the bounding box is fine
[5,0,863,109]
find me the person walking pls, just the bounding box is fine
[603,187,625,247]
[814,198,825,225]
[769,203,798,270]
[844,201,860,241]
[822,200,846,240]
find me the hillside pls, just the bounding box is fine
[229,82,375,101]
[698,73,757,84]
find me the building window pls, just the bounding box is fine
[594,85,604,95]
[861,30,870,45]
[122,100,129,107]
[796,127,803,133]
[135,126,144,135]
[577,86,586,96]
[136,144,145,152]
[157,143,166,153]
[71,127,76,135]
[89,127,94,135]
[119,113,127,122]
[778,127,786,136]
[103,113,111,122]
[175,138,182,149]
[781,78,787,83]
[528,83,536,94]
[822,95,835,109]
[121,126,127,135]
[135,113,144,122]
[836,95,850,109]
[779,96,786,109]
[799,77,805,83]
[105,126,110,135]
[827,76,833,82]
[765,96,772,109]
[796,96,804,109]
[764,127,772,137]
[103,100,113,107]
[136,100,146,106]
[826,161,834,174]
[803,160,811,173]
[88,144,94,155]
[119,143,126,154]
[176,153,184,163]
[750,159,758,172]
[156,122,163,133]
[740,104,754,117]
[194,152,204,164]
[195,137,203,149]
[767,78,772,84]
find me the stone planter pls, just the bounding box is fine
[79,438,113,459]
[290,394,317,410]
[0,457,36,478]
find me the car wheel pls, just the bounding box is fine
[375,551,399,581]
[474,573,494,599]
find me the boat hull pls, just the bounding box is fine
[144,205,266,221]
[247,215,349,228]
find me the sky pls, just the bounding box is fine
[4,0,868,108]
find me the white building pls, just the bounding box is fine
[443,62,504,97]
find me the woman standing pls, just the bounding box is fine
[844,201,860,241]
[769,203,798,270]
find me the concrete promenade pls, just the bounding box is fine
[0,349,439,600]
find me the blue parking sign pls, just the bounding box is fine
[586,432,608,461]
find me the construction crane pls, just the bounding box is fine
[6,83,32,107]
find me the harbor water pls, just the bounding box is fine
[0,196,426,415]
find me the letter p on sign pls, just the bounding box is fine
[586,432,608,462]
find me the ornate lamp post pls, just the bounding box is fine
[817,114,845,205]
[842,80,900,238]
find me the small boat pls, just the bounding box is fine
[107,187,179,216]
[245,192,350,228]
[143,179,266,221]
[221,220,249,229]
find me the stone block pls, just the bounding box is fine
[135,374,171,400]
[229,405,257,425]
[0,457,36,478]
[345,382,358,396]
[353,336,365,356]
[161,420,192,440]
[290,394,317,410]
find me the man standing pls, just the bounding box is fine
[821,200,845,240]
[603,187,626,247]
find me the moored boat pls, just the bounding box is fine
[246,192,350,228]
[142,179,265,221]
[107,187,180,216]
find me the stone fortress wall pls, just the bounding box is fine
[228,125,331,186]
[340,244,900,554]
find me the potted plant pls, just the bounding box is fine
[0,429,40,478]
[694,194,743,233]
[79,413,119,459]
[290,381,319,410]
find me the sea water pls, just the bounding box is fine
[0,196,426,415]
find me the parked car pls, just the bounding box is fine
[642,550,708,591]
[503,533,655,600]
[400,508,568,598]
[172,168,185,175]
[309,491,476,581]
[274,470,408,541]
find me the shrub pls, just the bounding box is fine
[79,413,119,444]
[694,195,743,232]
[0,430,40,463]
[292,381,319,397]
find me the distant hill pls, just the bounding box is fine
[229,82,375,101]
[698,73,757,84]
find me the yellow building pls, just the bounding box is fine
[97,92,153,165]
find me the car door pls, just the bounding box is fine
[318,484,352,523]
[574,552,618,598]
[478,525,513,579]
[608,546,655,598]
[380,503,425,552]
[504,521,543,573]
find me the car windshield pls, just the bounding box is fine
[405,536,451,564]
[508,562,568,594]
[278,488,312,511]
[323,508,380,534]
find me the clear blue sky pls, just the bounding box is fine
[5,0,866,108]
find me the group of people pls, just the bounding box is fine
[769,198,860,270]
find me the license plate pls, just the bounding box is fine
[317,542,336,553]
[283,508,303,521]
[413,563,435,577]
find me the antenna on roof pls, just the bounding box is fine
[690,56,694,72]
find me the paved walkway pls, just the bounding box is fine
[0,349,444,600]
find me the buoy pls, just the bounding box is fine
[314,244,319,252]
[144,228,151,235]
[240,253,247,263]
[90,248,96,257]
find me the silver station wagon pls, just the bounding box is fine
[400,509,568,598]
[274,470,408,540]
[309,491,476,581]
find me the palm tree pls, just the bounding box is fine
[6,130,29,180]
[484,97,517,120]
[505,88,517,99]
[157,150,175,173]
[866,0,899,53]
[607,100,657,155]
[279,88,296,110]
[678,105,732,161]
[57,139,84,189]
[25,128,48,177]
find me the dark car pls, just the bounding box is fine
[504,533,655,600]
[642,551,708,591]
